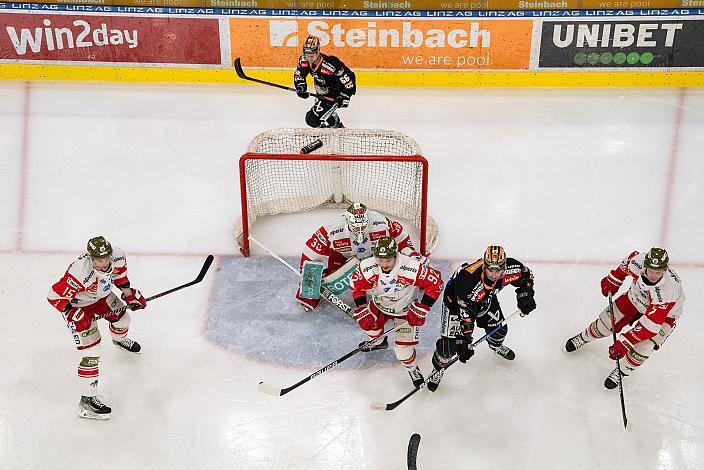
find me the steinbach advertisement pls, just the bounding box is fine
[539,19,704,68]
[0,13,221,64]
[230,17,532,70]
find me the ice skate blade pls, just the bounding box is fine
[78,409,111,420]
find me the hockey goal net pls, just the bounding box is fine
[235,128,439,257]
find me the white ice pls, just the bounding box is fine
[0,81,703,469]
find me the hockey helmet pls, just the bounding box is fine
[87,236,113,259]
[302,35,320,54]
[374,236,398,259]
[346,203,369,237]
[644,247,669,270]
[483,245,506,271]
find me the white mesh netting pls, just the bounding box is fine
[235,128,439,255]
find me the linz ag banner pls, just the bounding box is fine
[539,20,704,68]
[0,13,221,64]
[231,18,532,70]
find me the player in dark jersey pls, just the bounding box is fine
[294,36,356,129]
[426,246,536,392]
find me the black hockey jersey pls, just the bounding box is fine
[294,54,356,99]
[443,258,533,330]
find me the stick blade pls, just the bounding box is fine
[258,381,283,396]
[370,401,389,411]
[234,58,246,79]
[196,255,215,281]
[407,433,421,470]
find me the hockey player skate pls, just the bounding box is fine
[112,337,141,353]
[604,367,628,389]
[564,333,588,352]
[426,368,445,392]
[359,336,388,352]
[490,344,515,360]
[78,395,111,420]
[408,365,425,388]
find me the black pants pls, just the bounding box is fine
[305,98,341,128]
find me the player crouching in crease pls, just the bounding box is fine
[294,35,356,129]
[427,246,536,392]
[349,236,443,387]
[565,248,685,389]
[296,202,421,320]
[47,236,147,420]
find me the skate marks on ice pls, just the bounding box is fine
[205,255,453,369]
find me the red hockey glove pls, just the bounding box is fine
[354,305,378,332]
[122,289,147,311]
[407,301,430,327]
[66,307,93,332]
[608,340,628,360]
[600,271,624,297]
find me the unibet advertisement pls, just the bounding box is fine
[538,20,704,68]
[230,18,532,70]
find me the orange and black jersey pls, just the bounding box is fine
[294,54,356,99]
[443,257,534,321]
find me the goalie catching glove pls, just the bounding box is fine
[407,301,429,327]
[121,288,147,311]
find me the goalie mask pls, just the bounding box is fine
[346,203,369,242]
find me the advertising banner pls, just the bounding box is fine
[230,17,532,70]
[539,19,704,68]
[0,13,221,64]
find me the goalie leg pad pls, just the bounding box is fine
[300,260,325,300]
[321,257,358,295]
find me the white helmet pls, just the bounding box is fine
[346,203,369,242]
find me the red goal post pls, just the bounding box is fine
[235,128,439,257]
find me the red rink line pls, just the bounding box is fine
[659,88,686,247]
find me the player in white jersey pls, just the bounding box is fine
[349,236,443,387]
[296,202,420,311]
[47,236,147,419]
[565,248,685,389]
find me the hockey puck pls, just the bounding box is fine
[407,433,421,470]
[300,139,323,154]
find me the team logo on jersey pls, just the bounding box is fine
[380,277,397,293]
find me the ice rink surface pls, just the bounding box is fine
[1,81,703,469]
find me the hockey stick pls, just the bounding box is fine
[248,235,355,319]
[258,321,409,397]
[407,433,421,470]
[234,58,333,101]
[370,309,522,411]
[92,255,214,321]
[607,292,631,431]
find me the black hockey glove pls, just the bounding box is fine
[335,92,350,108]
[296,85,309,99]
[516,285,536,316]
[456,335,475,363]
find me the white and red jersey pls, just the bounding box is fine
[350,253,442,317]
[609,251,685,342]
[300,210,419,272]
[47,248,130,313]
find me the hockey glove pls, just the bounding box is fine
[122,289,147,310]
[407,301,429,327]
[296,85,309,99]
[456,335,475,363]
[66,307,93,332]
[600,271,624,297]
[608,340,628,360]
[516,287,536,317]
[354,305,379,333]
[335,93,351,108]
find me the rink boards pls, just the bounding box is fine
[0,4,703,87]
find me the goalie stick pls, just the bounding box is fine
[248,236,355,319]
[407,433,421,470]
[258,322,409,397]
[234,58,333,101]
[92,255,215,321]
[607,292,632,431]
[370,309,522,411]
